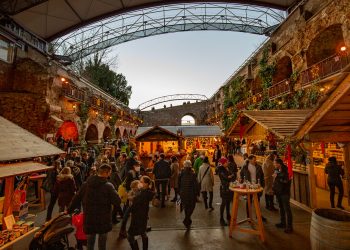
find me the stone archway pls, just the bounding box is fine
[122,129,129,138]
[115,127,121,139]
[85,124,99,144]
[103,126,112,141]
[273,56,292,83]
[181,114,196,126]
[56,120,79,142]
[306,24,345,67]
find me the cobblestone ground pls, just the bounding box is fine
[17,157,312,250]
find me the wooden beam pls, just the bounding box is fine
[296,72,350,140]
[306,145,317,208]
[308,132,350,142]
[325,111,350,120]
[334,103,350,110]
[312,125,350,132]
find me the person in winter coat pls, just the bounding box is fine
[68,164,121,250]
[193,151,205,174]
[227,155,238,181]
[325,156,345,209]
[197,157,214,210]
[178,160,198,229]
[45,159,62,221]
[273,158,293,233]
[66,160,83,190]
[213,145,222,167]
[53,167,76,213]
[262,152,278,211]
[170,156,180,202]
[128,176,155,250]
[240,155,266,221]
[217,157,234,226]
[153,153,171,208]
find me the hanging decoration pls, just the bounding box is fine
[320,142,325,156]
[284,144,293,179]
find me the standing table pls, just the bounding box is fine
[229,187,265,242]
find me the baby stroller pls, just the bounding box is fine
[29,214,75,250]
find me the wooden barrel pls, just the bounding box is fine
[310,208,350,250]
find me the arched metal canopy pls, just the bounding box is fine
[137,94,208,110]
[0,0,298,41]
[51,3,285,61]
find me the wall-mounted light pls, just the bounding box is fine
[61,77,66,82]
[72,104,76,109]
[340,46,347,52]
[95,111,99,115]
[278,101,283,105]
[320,87,325,92]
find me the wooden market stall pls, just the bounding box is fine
[295,70,350,209]
[227,110,314,209]
[0,116,63,247]
[135,126,182,168]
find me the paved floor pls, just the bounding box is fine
[16,157,313,250]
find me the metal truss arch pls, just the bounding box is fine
[137,94,208,110]
[52,3,286,61]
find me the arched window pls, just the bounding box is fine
[85,124,99,144]
[181,115,195,126]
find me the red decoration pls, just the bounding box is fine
[284,144,293,179]
[196,139,200,149]
[56,121,79,142]
[320,142,325,156]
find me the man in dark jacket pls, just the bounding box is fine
[273,158,293,233]
[240,155,266,221]
[153,153,171,208]
[69,164,121,250]
[325,157,345,209]
[178,160,198,229]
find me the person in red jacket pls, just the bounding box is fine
[72,212,87,250]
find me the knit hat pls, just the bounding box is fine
[218,157,228,165]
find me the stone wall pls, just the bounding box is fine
[140,101,208,126]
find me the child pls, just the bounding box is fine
[53,167,76,212]
[118,180,141,238]
[128,176,155,250]
[72,211,87,250]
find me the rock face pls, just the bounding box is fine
[0,49,138,142]
[141,101,208,126]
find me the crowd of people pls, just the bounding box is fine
[40,143,308,250]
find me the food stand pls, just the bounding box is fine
[0,116,63,247]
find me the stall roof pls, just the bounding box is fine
[136,126,180,142]
[0,116,64,161]
[296,70,350,142]
[136,126,222,138]
[237,110,313,139]
[0,162,53,178]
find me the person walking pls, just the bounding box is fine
[68,164,121,250]
[53,167,76,213]
[325,157,345,209]
[193,151,205,175]
[45,159,62,221]
[153,153,171,208]
[128,176,155,250]
[197,157,214,210]
[273,158,293,233]
[213,145,222,167]
[170,156,180,202]
[66,160,83,190]
[179,160,198,229]
[217,157,234,226]
[227,155,238,181]
[240,155,266,221]
[262,152,278,211]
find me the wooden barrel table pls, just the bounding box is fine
[310,208,350,250]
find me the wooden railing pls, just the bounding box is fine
[300,53,350,87]
[236,93,262,110]
[268,79,291,99]
[62,85,86,102]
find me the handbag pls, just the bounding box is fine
[117,180,128,204]
[198,166,210,190]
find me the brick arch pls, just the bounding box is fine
[85,124,99,144]
[273,56,293,83]
[103,126,112,140]
[306,24,345,67]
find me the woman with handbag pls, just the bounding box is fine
[197,157,214,211]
